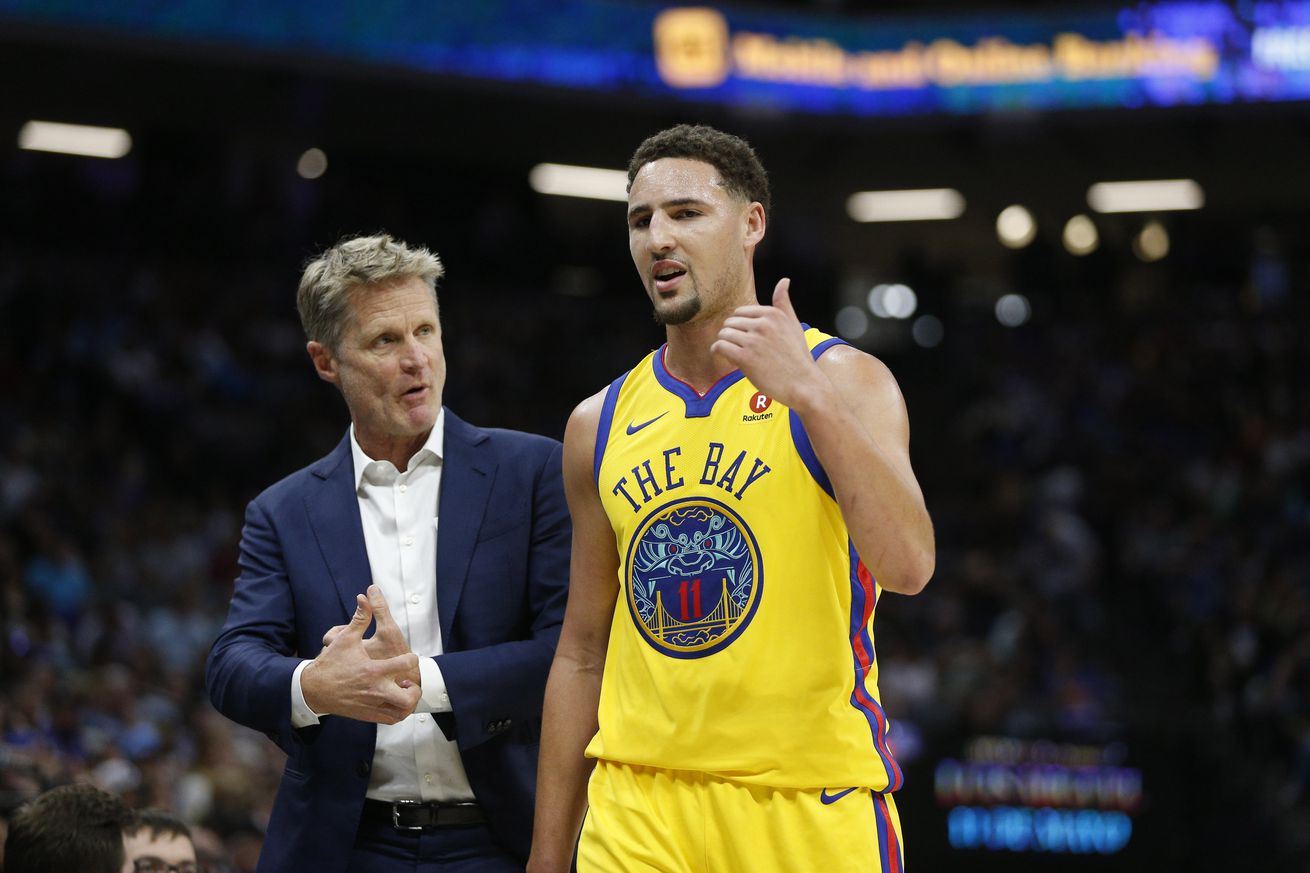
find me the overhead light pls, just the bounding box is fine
[912,315,944,348]
[996,205,1036,249]
[867,283,918,319]
[529,163,628,202]
[1133,220,1170,261]
[995,293,1031,327]
[1062,215,1099,255]
[835,305,869,340]
[847,188,965,223]
[1087,179,1203,213]
[18,120,132,159]
[297,147,328,180]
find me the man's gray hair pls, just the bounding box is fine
[297,233,445,349]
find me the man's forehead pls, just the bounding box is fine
[124,831,196,861]
[629,157,726,202]
[346,279,437,319]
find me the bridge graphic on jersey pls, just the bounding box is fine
[649,577,741,642]
[626,496,762,657]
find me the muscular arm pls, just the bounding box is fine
[801,345,934,593]
[713,279,935,594]
[528,391,620,873]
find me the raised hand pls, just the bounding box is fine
[322,585,412,661]
[302,593,421,724]
[710,278,823,408]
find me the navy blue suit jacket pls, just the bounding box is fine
[205,410,569,873]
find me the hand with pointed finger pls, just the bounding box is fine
[302,596,422,724]
[322,585,412,662]
[710,278,824,408]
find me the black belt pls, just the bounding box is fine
[362,798,486,831]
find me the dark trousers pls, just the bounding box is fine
[348,815,523,873]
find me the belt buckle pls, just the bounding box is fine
[391,799,427,832]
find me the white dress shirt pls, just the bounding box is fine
[289,409,475,801]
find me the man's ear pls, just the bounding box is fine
[307,340,339,386]
[743,201,766,249]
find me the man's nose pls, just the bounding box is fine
[647,213,676,254]
[398,337,426,372]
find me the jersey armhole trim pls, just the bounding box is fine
[593,370,629,485]
[787,333,850,498]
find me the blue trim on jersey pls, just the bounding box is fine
[652,344,746,418]
[811,335,848,360]
[785,332,850,498]
[873,793,893,873]
[593,370,629,485]
[789,410,834,499]
[848,541,903,792]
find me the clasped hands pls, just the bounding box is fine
[301,584,422,725]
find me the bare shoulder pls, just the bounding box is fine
[569,386,609,425]
[815,343,902,398]
[564,387,609,448]
[561,385,611,484]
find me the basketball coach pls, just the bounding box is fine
[207,234,570,873]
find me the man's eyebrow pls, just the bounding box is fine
[627,197,708,221]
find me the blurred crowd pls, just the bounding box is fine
[1,151,1307,871]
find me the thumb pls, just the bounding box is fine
[367,584,393,626]
[343,593,373,639]
[771,278,795,317]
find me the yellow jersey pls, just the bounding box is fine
[585,327,903,792]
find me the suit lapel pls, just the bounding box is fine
[437,410,494,645]
[305,433,373,618]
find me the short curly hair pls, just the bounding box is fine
[627,124,771,218]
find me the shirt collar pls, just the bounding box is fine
[349,407,445,491]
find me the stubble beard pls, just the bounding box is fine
[650,255,745,326]
[652,293,702,326]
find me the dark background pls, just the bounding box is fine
[2,1,1308,870]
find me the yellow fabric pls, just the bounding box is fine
[578,760,905,873]
[587,328,901,791]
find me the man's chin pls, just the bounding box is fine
[400,404,440,434]
[653,297,702,326]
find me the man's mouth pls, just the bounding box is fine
[652,260,687,294]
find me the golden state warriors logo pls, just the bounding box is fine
[625,496,762,658]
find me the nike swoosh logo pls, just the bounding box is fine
[625,412,668,436]
[820,787,858,805]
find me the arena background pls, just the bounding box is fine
[1,1,1308,870]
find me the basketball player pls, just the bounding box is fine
[528,124,935,873]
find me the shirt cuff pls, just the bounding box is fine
[418,657,452,713]
[290,660,324,727]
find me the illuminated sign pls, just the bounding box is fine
[655,8,1219,91]
[1253,24,1310,70]
[934,736,1143,855]
[649,1,1310,114]
[2,0,1309,117]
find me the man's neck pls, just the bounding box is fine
[662,291,756,394]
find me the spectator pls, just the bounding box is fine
[124,808,199,873]
[3,782,134,873]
